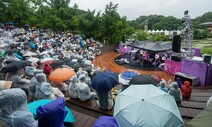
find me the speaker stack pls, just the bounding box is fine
[171,35,182,62]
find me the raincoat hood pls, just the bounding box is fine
[184,81,190,87]
[172,82,179,89]
[36,73,47,82]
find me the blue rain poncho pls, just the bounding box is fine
[0,88,37,127]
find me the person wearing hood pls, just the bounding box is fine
[168,82,182,103]
[28,69,43,100]
[96,91,114,110]
[35,73,64,100]
[176,77,183,89]
[11,68,30,96]
[77,74,96,101]
[158,80,168,93]
[68,75,78,98]
[181,81,192,99]
[0,88,37,127]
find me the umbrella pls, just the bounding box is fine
[119,71,138,85]
[27,99,75,123]
[5,49,18,55]
[187,103,212,127]
[27,57,40,63]
[114,85,183,127]
[49,68,75,83]
[84,59,92,65]
[1,61,31,73]
[40,58,53,63]
[129,74,158,86]
[23,52,38,57]
[91,71,118,91]
[50,60,65,68]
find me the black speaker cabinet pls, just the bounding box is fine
[203,55,211,64]
[172,35,181,53]
[175,72,199,86]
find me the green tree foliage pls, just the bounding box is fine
[0,0,211,43]
[136,30,149,41]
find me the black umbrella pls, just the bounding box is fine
[1,61,31,73]
[5,49,18,55]
[129,74,158,86]
[50,60,65,68]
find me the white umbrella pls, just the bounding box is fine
[23,51,38,57]
[40,58,53,63]
[27,57,40,63]
[114,85,183,127]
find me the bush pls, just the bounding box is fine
[201,46,212,55]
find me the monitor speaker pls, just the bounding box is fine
[171,55,182,62]
[172,35,181,53]
[203,55,211,64]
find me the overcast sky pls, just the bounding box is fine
[70,0,212,20]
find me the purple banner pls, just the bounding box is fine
[164,59,181,75]
[181,59,208,86]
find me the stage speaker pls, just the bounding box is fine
[175,72,199,86]
[172,35,181,53]
[122,35,126,43]
[203,55,211,64]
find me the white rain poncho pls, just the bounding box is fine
[69,75,78,98]
[0,88,37,127]
[35,82,56,100]
[77,75,96,101]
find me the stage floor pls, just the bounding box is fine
[92,52,174,81]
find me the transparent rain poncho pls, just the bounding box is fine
[0,88,37,127]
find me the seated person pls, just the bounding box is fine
[181,81,192,99]
[96,91,114,110]
[168,82,182,103]
[158,81,168,93]
[176,77,183,89]
[69,75,78,98]
[35,82,64,100]
[77,75,96,101]
[0,88,37,127]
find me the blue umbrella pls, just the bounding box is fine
[91,71,118,91]
[120,71,138,80]
[119,71,138,86]
[27,99,75,123]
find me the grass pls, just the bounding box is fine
[186,38,212,55]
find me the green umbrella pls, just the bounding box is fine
[27,99,75,123]
[187,104,212,127]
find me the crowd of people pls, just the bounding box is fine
[0,26,211,127]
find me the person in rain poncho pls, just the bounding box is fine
[0,88,37,127]
[96,90,114,110]
[11,68,30,96]
[181,81,192,99]
[68,75,78,98]
[168,82,182,103]
[28,69,43,100]
[77,70,91,87]
[35,73,64,100]
[158,80,168,93]
[77,74,96,101]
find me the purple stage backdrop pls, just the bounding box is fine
[181,59,208,86]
